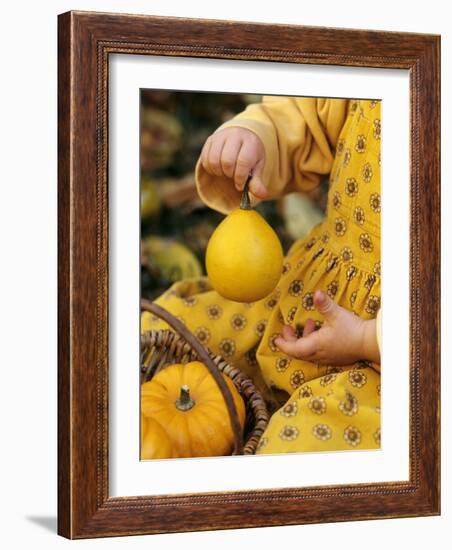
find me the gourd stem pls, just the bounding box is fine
[175,385,195,411]
[141,300,244,455]
[239,174,253,210]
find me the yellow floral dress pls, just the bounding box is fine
[142,97,382,454]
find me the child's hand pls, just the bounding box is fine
[275,290,380,365]
[200,127,268,199]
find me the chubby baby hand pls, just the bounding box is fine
[275,290,380,365]
[200,127,268,199]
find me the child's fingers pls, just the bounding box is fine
[294,332,321,359]
[275,331,321,360]
[200,136,213,172]
[249,159,268,199]
[206,134,227,177]
[282,324,297,341]
[200,129,267,199]
[233,140,260,190]
[274,337,300,357]
[302,318,317,337]
[313,290,339,321]
[220,136,244,179]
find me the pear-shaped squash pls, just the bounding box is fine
[205,181,283,302]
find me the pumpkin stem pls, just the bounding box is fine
[175,384,195,411]
[239,174,253,210]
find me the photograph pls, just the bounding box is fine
[139,90,382,459]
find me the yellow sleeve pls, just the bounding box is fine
[195,96,349,214]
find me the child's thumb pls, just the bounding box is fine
[313,290,338,320]
[249,159,268,199]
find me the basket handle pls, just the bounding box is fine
[141,299,244,455]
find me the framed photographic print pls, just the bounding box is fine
[58,11,440,538]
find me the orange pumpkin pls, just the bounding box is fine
[140,415,174,460]
[141,361,246,458]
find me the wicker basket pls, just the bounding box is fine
[141,300,270,455]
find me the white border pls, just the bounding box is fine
[109,55,410,497]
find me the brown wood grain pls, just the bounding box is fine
[58,10,440,539]
[57,10,71,539]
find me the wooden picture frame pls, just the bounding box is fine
[58,10,440,539]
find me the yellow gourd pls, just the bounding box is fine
[205,181,283,302]
[140,415,174,460]
[143,236,202,283]
[141,361,246,458]
[140,177,161,220]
